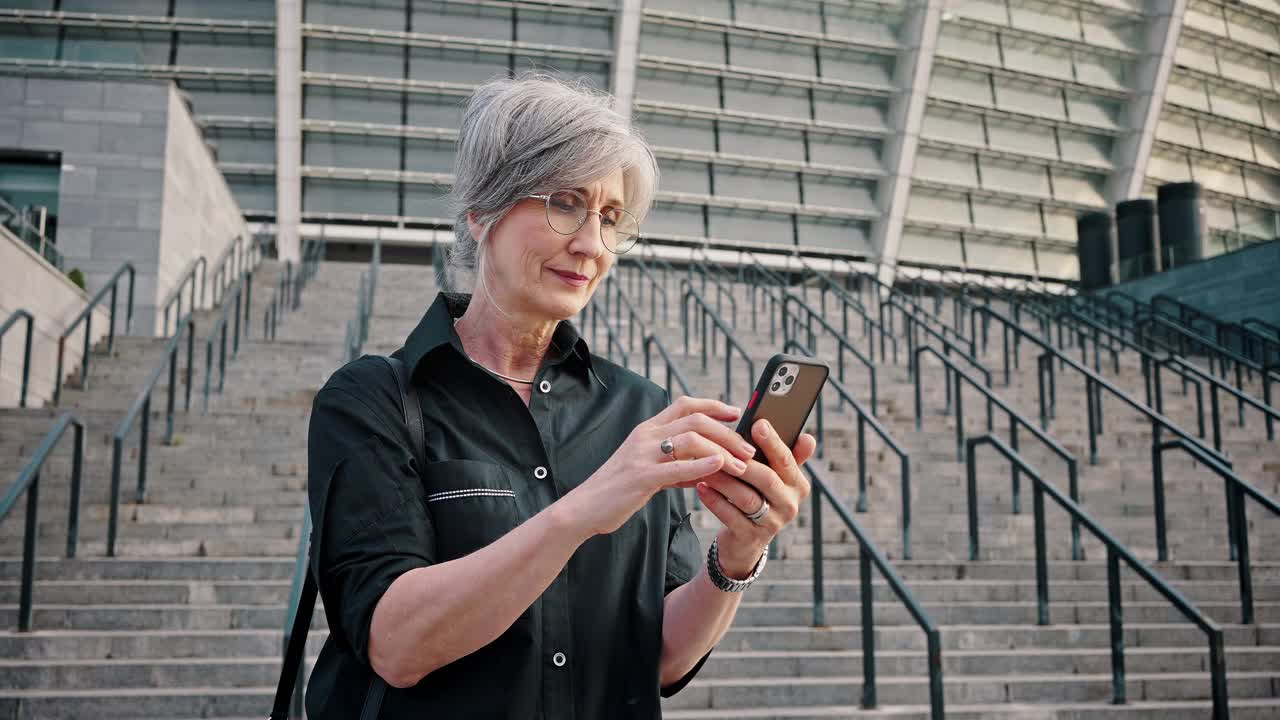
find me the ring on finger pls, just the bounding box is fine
[659,437,676,459]
[746,498,770,524]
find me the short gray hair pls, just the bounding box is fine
[444,71,659,289]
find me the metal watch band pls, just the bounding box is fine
[707,537,766,593]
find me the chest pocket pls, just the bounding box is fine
[421,459,523,562]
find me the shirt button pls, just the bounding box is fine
[534,466,548,480]
[552,651,567,667]
[539,380,551,393]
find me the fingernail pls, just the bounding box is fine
[740,441,757,457]
[730,457,747,474]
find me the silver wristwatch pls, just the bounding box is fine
[707,537,767,593]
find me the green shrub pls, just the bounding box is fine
[67,267,86,290]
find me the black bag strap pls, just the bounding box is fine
[270,355,425,719]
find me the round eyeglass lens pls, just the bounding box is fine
[544,190,640,254]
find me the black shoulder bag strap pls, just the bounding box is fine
[270,355,425,720]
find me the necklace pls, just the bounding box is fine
[453,317,536,385]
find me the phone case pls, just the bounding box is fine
[734,353,830,462]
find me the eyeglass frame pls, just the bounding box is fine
[525,190,641,255]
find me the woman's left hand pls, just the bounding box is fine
[694,418,817,578]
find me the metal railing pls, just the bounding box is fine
[781,290,878,414]
[620,257,670,327]
[915,345,1083,561]
[643,333,693,400]
[797,258,898,365]
[786,341,913,556]
[686,256,739,324]
[0,192,62,270]
[1,309,34,407]
[599,275,648,355]
[107,314,196,556]
[53,261,136,405]
[805,461,944,719]
[159,255,206,338]
[680,282,754,406]
[965,434,1228,719]
[202,268,255,413]
[1,412,85,631]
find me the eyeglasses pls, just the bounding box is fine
[527,189,640,255]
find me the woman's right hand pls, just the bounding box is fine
[562,396,759,537]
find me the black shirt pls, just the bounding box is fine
[305,291,710,719]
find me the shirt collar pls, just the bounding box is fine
[403,291,604,388]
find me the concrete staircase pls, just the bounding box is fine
[0,257,1275,718]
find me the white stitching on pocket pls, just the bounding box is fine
[426,489,517,503]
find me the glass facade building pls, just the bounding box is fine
[2,0,1276,280]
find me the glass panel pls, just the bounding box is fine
[899,229,965,265]
[914,150,979,186]
[303,177,398,215]
[406,96,465,128]
[175,0,274,21]
[1052,172,1105,205]
[1074,56,1129,91]
[641,28,724,64]
[307,38,401,77]
[1155,116,1201,147]
[0,24,57,60]
[636,117,716,152]
[518,9,612,51]
[808,136,882,170]
[1224,12,1277,53]
[1080,12,1139,51]
[208,130,276,164]
[995,80,1065,119]
[723,82,810,120]
[988,119,1055,158]
[1008,2,1077,40]
[981,157,1050,197]
[971,198,1041,234]
[644,201,705,237]
[818,48,893,87]
[1256,137,1280,169]
[713,166,798,203]
[1244,169,1280,204]
[644,0,731,20]
[1183,1,1227,35]
[1216,53,1273,92]
[944,0,1008,25]
[797,217,871,253]
[1199,124,1256,162]
[304,134,401,171]
[1058,131,1112,166]
[1,0,56,9]
[719,126,805,162]
[307,0,406,30]
[938,25,1001,66]
[1175,42,1219,74]
[63,0,167,14]
[804,177,876,213]
[659,159,711,195]
[62,29,170,64]
[513,58,608,93]
[824,7,900,45]
[228,177,276,212]
[1164,75,1210,112]
[403,139,454,174]
[1191,160,1247,196]
[186,88,274,116]
[730,37,815,77]
[1208,90,1263,126]
[411,3,511,41]
[906,191,970,225]
[964,236,1036,273]
[402,185,449,220]
[923,109,985,145]
[176,36,275,70]
[1043,210,1076,240]
[707,207,793,245]
[1064,93,1119,128]
[305,87,402,124]
[736,0,823,33]
[813,96,887,129]
[930,67,995,107]
[635,69,720,108]
[408,47,512,85]
[1147,151,1193,182]
[1036,245,1078,279]
[1003,39,1073,82]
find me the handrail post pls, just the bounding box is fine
[1068,458,1082,561]
[1033,483,1049,625]
[1151,424,1168,562]
[953,366,964,462]
[966,438,979,561]
[1085,377,1098,465]
[901,456,912,561]
[18,473,39,631]
[1234,483,1253,625]
[67,422,84,559]
[1106,547,1126,705]
[165,343,177,445]
[858,547,876,710]
[810,490,825,627]
[136,395,151,503]
[855,415,867,512]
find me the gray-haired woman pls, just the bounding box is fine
[305,72,816,718]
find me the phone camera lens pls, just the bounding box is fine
[784,375,794,385]
[777,366,788,376]
[771,382,781,391]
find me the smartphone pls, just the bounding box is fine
[735,353,830,463]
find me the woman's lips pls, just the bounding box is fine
[551,269,589,287]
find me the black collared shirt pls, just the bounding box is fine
[305,291,709,719]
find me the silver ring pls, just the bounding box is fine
[746,499,770,524]
[659,437,675,458]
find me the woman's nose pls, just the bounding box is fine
[568,212,606,258]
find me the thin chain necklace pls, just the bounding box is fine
[453,317,536,384]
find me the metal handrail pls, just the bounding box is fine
[642,333,693,400]
[601,276,648,355]
[201,268,255,413]
[883,294,983,383]
[1,411,85,631]
[686,256,739,324]
[1138,313,1280,388]
[107,313,196,557]
[965,435,1228,719]
[54,261,136,405]
[208,235,243,306]
[0,309,34,407]
[622,257,670,327]
[159,255,206,337]
[786,340,913,556]
[915,345,1083,561]
[805,461,944,719]
[796,258,898,365]
[679,283,754,406]
[781,290,878,414]
[1241,316,1280,341]
[589,300,629,369]
[1154,435,1280,624]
